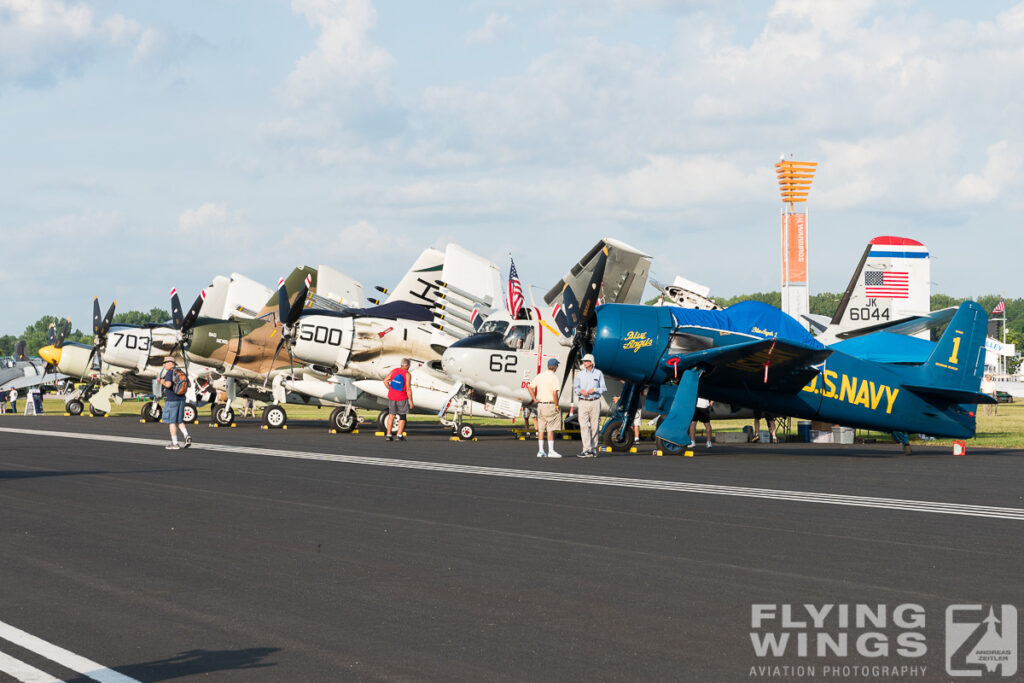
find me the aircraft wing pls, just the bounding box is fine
[543,238,652,308]
[3,372,68,391]
[667,338,832,394]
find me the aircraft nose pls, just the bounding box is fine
[39,345,62,367]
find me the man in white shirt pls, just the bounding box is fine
[527,358,563,458]
[688,396,714,448]
[573,353,607,457]
[980,373,997,416]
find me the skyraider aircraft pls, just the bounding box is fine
[274,244,506,437]
[441,238,653,419]
[37,272,273,419]
[589,299,993,454]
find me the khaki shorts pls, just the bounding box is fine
[536,403,561,432]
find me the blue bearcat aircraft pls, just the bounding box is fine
[556,251,993,455]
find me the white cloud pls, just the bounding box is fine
[466,12,509,44]
[954,141,1024,204]
[178,202,249,240]
[286,0,394,105]
[0,0,141,86]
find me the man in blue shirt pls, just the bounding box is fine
[573,353,607,457]
[159,357,191,450]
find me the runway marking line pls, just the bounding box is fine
[0,617,140,683]
[3,426,1024,522]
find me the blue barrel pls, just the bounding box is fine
[797,421,811,442]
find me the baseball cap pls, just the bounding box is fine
[547,358,560,368]
[582,353,595,363]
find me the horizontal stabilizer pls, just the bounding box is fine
[903,384,997,405]
[835,307,957,340]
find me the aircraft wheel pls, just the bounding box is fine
[329,407,357,432]
[89,404,107,417]
[655,437,686,455]
[140,401,162,422]
[263,405,287,429]
[66,399,84,416]
[376,410,389,431]
[600,419,632,452]
[212,404,234,426]
[183,403,198,424]
[458,423,475,440]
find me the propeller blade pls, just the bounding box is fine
[180,291,205,332]
[263,337,286,389]
[560,285,580,335]
[92,297,102,336]
[286,284,309,327]
[170,288,184,329]
[47,323,56,346]
[57,319,71,348]
[577,247,608,328]
[560,344,581,396]
[99,300,116,337]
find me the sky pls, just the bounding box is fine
[2,0,1022,335]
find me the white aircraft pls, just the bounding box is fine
[806,235,931,344]
[440,238,653,423]
[272,243,507,437]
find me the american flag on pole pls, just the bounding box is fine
[993,300,1005,315]
[507,259,524,319]
[864,271,909,299]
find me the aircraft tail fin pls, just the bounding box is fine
[817,236,930,344]
[260,266,316,318]
[384,247,445,306]
[906,301,988,401]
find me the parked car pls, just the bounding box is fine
[994,391,1015,403]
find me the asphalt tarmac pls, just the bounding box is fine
[0,415,1022,682]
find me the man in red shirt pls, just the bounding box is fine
[383,358,414,441]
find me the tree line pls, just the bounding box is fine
[1,308,170,358]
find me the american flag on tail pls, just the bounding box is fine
[864,271,909,299]
[507,259,524,319]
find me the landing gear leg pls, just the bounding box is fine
[893,431,912,455]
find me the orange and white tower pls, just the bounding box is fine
[776,159,817,328]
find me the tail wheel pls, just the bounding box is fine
[183,403,198,424]
[655,437,686,455]
[263,405,287,429]
[330,407,357,433]
[600,419,632,452]
[458,423,475,440]
[89,405,107,417]
[213,404,234,426]
[66,399,84,416]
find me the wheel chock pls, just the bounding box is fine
[282,425,288,430]
[261,425,269,430]
[653,450,663,456]
[629,446,638,453]
[375,431,386,436]
[230,423,237,427]
[561,435,571,440]
[684,450,694,457]
[138,419,145,423]
[449,436,460,442]
[352,429,358,434]
[329,429,337,434]
[518,436,525,441]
